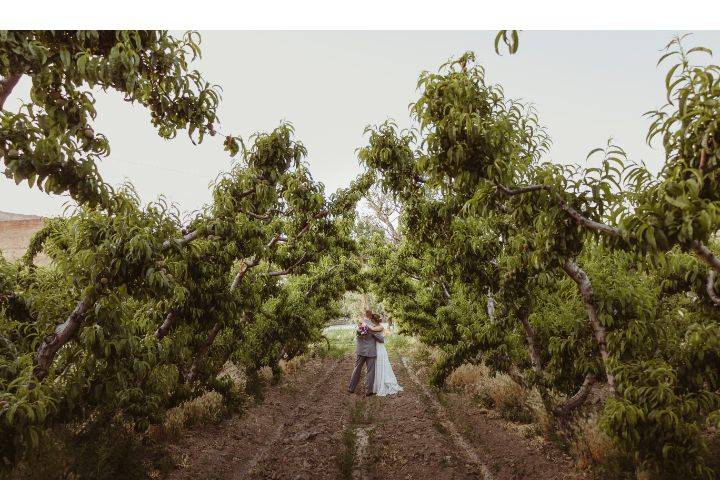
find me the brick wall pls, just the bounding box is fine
[0,218,49,264]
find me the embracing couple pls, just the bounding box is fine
[347,310,403,397]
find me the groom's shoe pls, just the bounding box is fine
[365,392,376,397]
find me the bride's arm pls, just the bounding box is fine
[367,323,384,332]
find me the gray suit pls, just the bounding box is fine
[347,330,384,395]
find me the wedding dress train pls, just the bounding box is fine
[373,342,403,396]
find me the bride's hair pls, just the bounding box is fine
[363,309,381,324]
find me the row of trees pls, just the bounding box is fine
[359,38,720,478]
[0,31,370,473]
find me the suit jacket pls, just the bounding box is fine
[355,329,384,357]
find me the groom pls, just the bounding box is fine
[347,310,384,396]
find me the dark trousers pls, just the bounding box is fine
[348,355,376,394]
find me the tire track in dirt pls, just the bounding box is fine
[359,354,485,479]
[166,353,581,480]
[351,405,376,480]
[241,357,344,479]
[242,357,355,480]
[166,356,344,480]
[400,356,494,480]
[436,391,585,480]
[401,357,585,480]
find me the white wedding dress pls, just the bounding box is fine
[374,342,403,396]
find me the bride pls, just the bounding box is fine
[362,311,403,396]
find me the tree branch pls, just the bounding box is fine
[692,240,720,273]
[495,182,620,237]
[37,227,205,379]
[440,281,451,301]
[34,294,94,380]
[562,260,616,392]
[268,253,309,277]
[0,73,22,110]
[554,373,596,418]
[495,183,550,196]
[154,311,176,340]
[186,321,223,383]
[519,309,542,374]
[161,229,203,250]
[706,270,720,306]
[241,210,272,220]
[553,192,620,237]
[487,289,495,321]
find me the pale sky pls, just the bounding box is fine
[2,31,720,217]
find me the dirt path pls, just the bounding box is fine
[165,354,583,480]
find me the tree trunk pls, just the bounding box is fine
[487,289,495,321]
[554,373,596,419]
[154,311,176,340]
[562,260,616,392]
[0,73,21,109]
[519,309,542,374]
[706,271,720,306]
[34,293,94,380]
[692,240,720,273]
[186,321,223,383]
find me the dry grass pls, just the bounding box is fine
[280,355,306,375]
[217,360,245,386]
[446,364,490,392]
[444,361,632,477]
[159,391,226,440]
[569,413,616,470]
[446,364,540,425]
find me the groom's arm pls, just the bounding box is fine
[367,323,384,332]
[371,332,384,343]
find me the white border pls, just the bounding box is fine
[3,0,719,29]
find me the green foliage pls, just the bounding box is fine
[358,39,720,478]
[0,31,372,475]
[494,30,520,55]
[0,31,220,208]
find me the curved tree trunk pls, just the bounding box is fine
[562,260,616,392]
[154,311,176,340]
[0,73,21,109]
[706,271,720,306]
[34,229,204,380]
[186,321,223,384]
[34,294,94,380]
[554,373,596,419]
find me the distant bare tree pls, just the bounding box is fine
[362,185,402,244]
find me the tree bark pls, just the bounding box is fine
[706,270,720,306]
[0,73,21,110]
[186,321,223,383]
[34,293,94,380]
[692,240,720,273]
[154,311,176,340]
[519,309,542,374]
[554,373,596,418]
[562,260,616,392]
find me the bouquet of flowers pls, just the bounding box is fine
[356,322,368,336]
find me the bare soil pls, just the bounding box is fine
[164,354,585,480]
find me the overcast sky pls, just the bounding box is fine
[3,30,720,217]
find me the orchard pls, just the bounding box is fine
[1,30,719,479]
